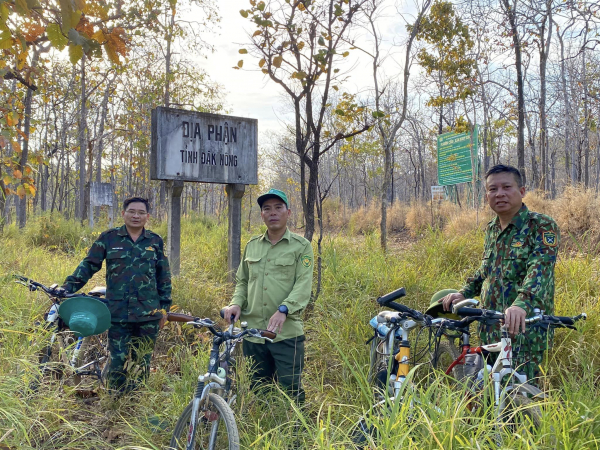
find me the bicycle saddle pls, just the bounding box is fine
[88,286,106,296]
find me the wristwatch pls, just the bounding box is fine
[278,305,289,316]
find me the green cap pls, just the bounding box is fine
[58,297,111,337]
[425,289,460,319]
[257,188,289,208]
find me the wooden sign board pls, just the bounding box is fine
[151,106,258,184]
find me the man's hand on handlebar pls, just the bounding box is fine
[52,286,68,297]
[223,305,241,324]
[441,292,465,311]
[504,305,526,336]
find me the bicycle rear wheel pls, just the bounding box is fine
[170,393,239,450]
[432,339,464,382]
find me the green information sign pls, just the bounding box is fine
[437,126,478,186]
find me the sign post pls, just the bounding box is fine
[151,107,258,277]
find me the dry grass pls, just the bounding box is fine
[444,208,494,237]
[321,186,600,246]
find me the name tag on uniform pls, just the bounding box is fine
[112,247,124,250]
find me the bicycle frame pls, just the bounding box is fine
[176,315,275,450]
[372,312,422,399]
[187,322,236,449]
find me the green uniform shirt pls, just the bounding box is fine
[63,225,172,323]
[460,204,559,351]
[231,228,313,343]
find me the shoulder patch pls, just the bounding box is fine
[542,231,557,247]
[301,254,312,268]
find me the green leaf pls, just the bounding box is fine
[14,0,29,15]
[1,3,9,23]
[371,110,385,118]
[68,43,83,64]
[273,55,282,68]
[47,23,68,50]
[239,48,248,54]
[335,109,345,116]
[342,51,349,57]
[257,1,265,11]
[318,36,325,46]
[237,59,243,68]
[239,9,248,18]
[59,0,75,30]
[0,30,12,50]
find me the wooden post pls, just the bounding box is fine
[167,180,184,276]
[226,184,246,283]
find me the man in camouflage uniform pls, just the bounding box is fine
[441,165,559,384]
[223,189,313,403]
[62,197,171,393]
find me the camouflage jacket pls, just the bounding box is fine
[460,204,559,351]
[63,225,172,323]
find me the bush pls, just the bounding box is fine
[22,214,94,254]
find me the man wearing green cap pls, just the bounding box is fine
[223,189,313,403]
[62,197,171,394]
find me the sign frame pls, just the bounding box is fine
[151,106,258,185]
[437,126,478,186]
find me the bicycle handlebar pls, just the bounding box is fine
[447,307,587,329]
[375,288,429,324]
[15,275,108,304]
[167,311,276,341]
[377,287,406,305]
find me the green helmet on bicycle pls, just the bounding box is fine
[425,289,461,320]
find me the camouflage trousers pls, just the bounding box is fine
[107,320,160,392]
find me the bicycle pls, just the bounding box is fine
[431,299,587,442]
[15,275,110,391]
[167,310,277,450]
[352,287,436,447]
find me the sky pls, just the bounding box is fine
[196,0,415,138]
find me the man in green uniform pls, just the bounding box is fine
[62,197,171,393]
[223,189,313,403]
[441,164,559,383]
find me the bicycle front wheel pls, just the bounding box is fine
[72,332,110,387]
[170,393,239,450]
[501,392,542,431]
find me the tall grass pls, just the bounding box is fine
[0,208,599,449]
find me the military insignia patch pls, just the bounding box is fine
[146,246,155,251]
[511,240,524,248]
[542,232,557,247]
[301,255,312,268]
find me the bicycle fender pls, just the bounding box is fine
[514,383,546,399]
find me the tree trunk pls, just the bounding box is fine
[17,48,41,228]
[501,0,526,185]
[76,54,87,221]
